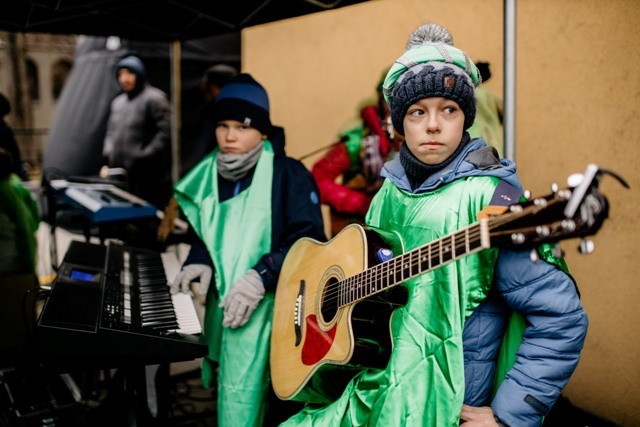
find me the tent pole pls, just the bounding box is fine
[504,0,516,161]
[170,41,181,185]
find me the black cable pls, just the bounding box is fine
[21,283,49,345]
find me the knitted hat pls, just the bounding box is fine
[383,23,481,135]
[201,64,238,89]
[214,73,272,135]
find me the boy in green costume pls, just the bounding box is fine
[171,74,326,426]
[282,23,587,427]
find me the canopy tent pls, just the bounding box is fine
[41,34,242,179]
[2,0,518,179]
[2,0,370,185]
[1,0,369,42]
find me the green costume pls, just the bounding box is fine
[174,142,275,426]
[342,125,365,171]
[282,176,501,426]
[468,86,504,157]
[0,173,39,273]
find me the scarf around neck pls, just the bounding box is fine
[216,140,264,182]
[400,132,471,190]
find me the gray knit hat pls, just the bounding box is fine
[383,23,481,135]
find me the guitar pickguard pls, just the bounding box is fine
[301,314,337,365]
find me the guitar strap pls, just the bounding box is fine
[489,179,523,207]
[477,180,522,219]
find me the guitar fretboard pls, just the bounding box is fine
[338,219,490,307]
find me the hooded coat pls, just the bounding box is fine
[102,56,172,209]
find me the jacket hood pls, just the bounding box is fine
[115,55,146,94]
[382,137,521,193]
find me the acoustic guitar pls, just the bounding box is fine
[270,164,626,403]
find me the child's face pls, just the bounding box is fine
[402,97,465,165]
[216,119,266,154]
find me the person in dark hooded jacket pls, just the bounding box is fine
[102,55,172,209]
[0,93,27,181]
[170,73,326,426]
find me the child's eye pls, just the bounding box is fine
[408,109,424,117]
[443,106,457,114]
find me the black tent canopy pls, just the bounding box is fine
[1,0,369,42]
[3,0,370,183]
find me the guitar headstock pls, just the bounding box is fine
[488,164,628,254]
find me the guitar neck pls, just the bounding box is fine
[339,219,491,307]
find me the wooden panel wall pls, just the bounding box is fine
[244,0,640,424]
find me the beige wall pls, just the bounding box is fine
[516,1,640,425]
[244,0,639,424]
[244,0,505,168]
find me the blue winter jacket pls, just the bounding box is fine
[381,138,588,426]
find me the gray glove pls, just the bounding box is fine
[219,269,265,329]
[170,264,212,296]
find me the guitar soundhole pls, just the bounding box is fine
[320,277,339,324]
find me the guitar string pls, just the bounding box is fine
[316,225,486,308]
[303,195,564,316]
[313,206,532,308]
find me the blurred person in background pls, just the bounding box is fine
[468,61,504,156]
[102,55,172,210]
[0,93,28,181]
[0,147,39,274]
[311,70,403,237]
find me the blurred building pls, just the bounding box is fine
[0,32,76,179]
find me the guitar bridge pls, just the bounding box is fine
[294,280,305,346]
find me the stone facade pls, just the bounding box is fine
[0,32,76,178]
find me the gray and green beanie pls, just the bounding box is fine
[383,23,481,135]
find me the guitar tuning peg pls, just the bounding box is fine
[529,249,540,263]
[523,190,531,200]
[550,182,559,193]
[552,244,564,258]
[579,239,595,254]
[567,172,584,188]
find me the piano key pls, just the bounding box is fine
[169,292,202,335]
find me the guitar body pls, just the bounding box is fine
[271,224,407,403]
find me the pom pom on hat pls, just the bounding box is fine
[404,22,454,49]
[214,73,272,135]
[383,23,480,135]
